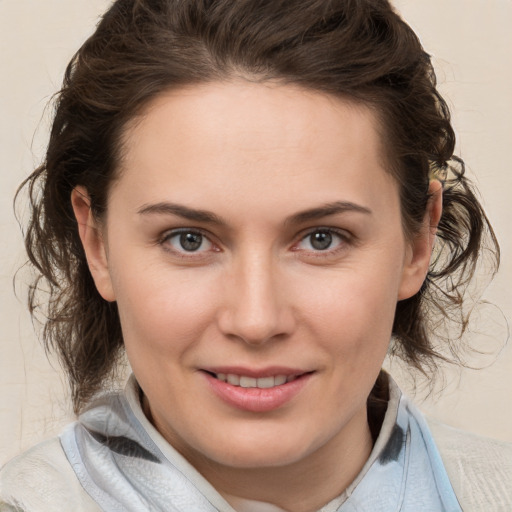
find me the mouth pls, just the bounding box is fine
[202,368,313,412]
[206,372,301,389]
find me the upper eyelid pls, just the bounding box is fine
[296,226,351,241]
[290,227,351,252]
[161,226,213,241]
[157,226,351,251]
[159,227,219,253]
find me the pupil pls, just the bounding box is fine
[180,232,202,251]
[311,231,332,250]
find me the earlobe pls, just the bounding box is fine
[71,186,116,302]
[398,180,443,300]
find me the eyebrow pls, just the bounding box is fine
[137,202,227,226]
[137,200,372,225]
[285,201,372,225]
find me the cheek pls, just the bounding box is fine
[110,260,220,357]
[305,268,399,319]
[292,263,402,357]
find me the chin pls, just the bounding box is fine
[211,446,307,469]
[192,426,321,470]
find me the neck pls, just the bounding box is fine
[192,408,373,512]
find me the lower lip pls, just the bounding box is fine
[203,373,312,413]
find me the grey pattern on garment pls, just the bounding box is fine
[87,430,161,463]
[378,424,405,465]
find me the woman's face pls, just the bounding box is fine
[76,82,433,479]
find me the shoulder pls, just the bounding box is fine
[428,419,512,511]
[0,434,100,512]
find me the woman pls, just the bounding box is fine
[1,0,510,510]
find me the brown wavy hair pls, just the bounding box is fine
[19,0,499,413]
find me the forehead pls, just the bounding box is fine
[122,81,385,161]
[114,81,398,221]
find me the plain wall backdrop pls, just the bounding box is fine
[1,0,511,466]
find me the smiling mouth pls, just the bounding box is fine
[203,370,313,412]
[207,372,302,389]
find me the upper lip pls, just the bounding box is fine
[200,366,311,378]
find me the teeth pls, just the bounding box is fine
[240,376,257,388]
[274,375,287,386]
[227,374,240,386]
[256,376,275,389]
[215,373,297,389]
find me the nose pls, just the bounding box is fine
[217,251,295,346]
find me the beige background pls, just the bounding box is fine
[0,0,511,467]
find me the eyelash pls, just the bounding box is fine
[292,227,351,257]
[158,227,351,259]
[159,228,219,259]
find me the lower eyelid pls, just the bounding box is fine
[157,228,351,257]
[294,229,349,251]
[160,229,215,253]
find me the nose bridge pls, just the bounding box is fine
[219,247,292,344]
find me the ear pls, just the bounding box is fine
[71,186,116,302]
[398,180,443,300]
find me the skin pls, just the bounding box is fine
[72,81,441,512]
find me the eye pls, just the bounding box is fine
[295,229,347,252]
[163,230,214,253]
